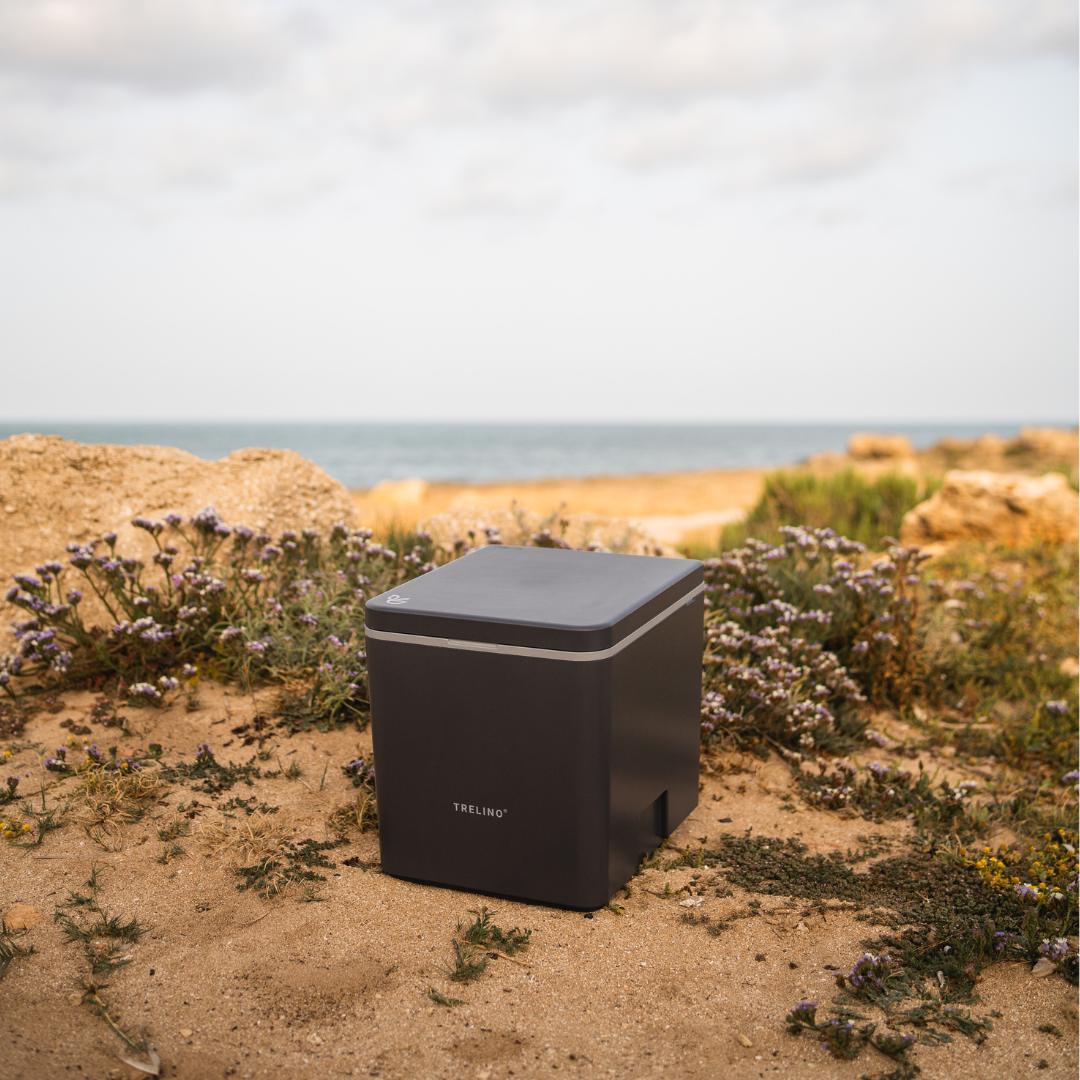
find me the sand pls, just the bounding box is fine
[1,685,1075,1080]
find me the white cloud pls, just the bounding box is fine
[0,0,291,90]
[0,0,1072,208]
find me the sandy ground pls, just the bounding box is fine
[1,685,1076,1080]
[352,470,768,549]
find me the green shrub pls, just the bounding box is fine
[715,469,937,552]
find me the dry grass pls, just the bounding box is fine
[327,788,378,836]
[74,766,160,850]
[199,810,296,865]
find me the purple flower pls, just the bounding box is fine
[1014,883,1039,902]
[1039,938,1069,962]
[1063,770,1080,783]
[1045,701,1068,716]
[6,776,19,791]
[165,513,182,527]
[195,742,214,765]
[129,682,162,702]
[158,676,178,691]
[190,507,227,535]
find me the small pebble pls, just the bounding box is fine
[1032,958,1056,978]
[737,1034,753,1048]
[180,1028,193,1038]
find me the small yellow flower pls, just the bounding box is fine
[21,823,29,832]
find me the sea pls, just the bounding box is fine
[0,421,1040,490]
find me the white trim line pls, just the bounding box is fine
[364,582,704,662]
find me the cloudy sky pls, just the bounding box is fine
[0,0,1075,422]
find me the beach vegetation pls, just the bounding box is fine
[443,906,532,983]
[709,469,938,553]
[701,527,926,757]
[0,510,437,728]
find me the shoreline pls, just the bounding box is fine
[349,427,1079,547]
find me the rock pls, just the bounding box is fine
[1016,427,1080,460]
[0,434,356,643]
[179,1028,193,1038]
[848,433,915,460]
[1,903,42,930]
[419,505,673,558]
[737,1034,753,1047]
[1031,958,1056,978]
[899,470,1080,546]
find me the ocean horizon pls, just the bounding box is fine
[0,420,1065,490]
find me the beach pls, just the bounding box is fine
[0,428,1076,1080]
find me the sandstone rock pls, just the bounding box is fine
[1,902,42,930]
[1017,427,1080,460]
[899,470,1080,546]
[847,433,915,460]
[420,505,673,558]
[0,434,355,640]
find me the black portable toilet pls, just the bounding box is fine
[364,544,704,910]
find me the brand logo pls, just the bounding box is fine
[385,594,409,606]
[453,803,507,818]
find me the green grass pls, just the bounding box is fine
[691,469,939,555]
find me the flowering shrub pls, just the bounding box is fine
[964,828,1078,920]
[796,759,980,833]
[700,527,928,754]
[1,509,436,726]
[839,952,893,998]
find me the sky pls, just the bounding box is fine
[0,0,1076,423]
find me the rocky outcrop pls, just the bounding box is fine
[420,505,673,557]
[899,470,1079,546]
[0,435,356,634]
[847,433,915,460]
[1016,427,1080,460]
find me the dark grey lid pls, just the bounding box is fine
[365,545,703,652]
